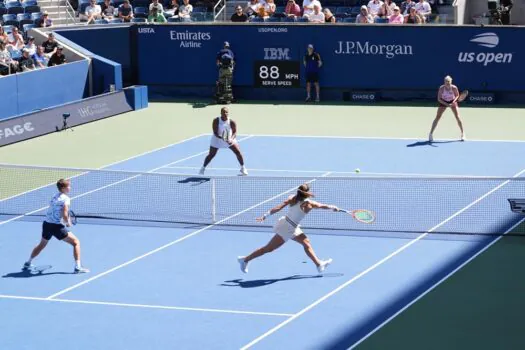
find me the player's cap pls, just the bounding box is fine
[57,45,63,50]
[361,5,367,9]
[224,41,230,47]
[307,44,314,49]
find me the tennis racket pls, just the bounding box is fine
[338,209,376,224]
[457,90,469,102]
[222,129,233,142]
[69,210,78,226]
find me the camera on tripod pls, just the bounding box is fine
[56,113,73,132]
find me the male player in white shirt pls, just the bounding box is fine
[22,179,89,273]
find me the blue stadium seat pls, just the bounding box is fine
[30,12,42,20]
[133,6,148,18]
[5,0,22,7]
[350,6,360,15]
[22,0,38,6]
[192,6,206,13]
[2,13,18,26]
[275,6,284,13]
[109,18,123,23]
[336,6,351,14]
[375,17,388,23]
[16,12,29,20]
[266,16,281,22]
[23,5,40,13]
[283,16,296,22]
[7,5,23,14]
[79,3,89,13]
[0,6,8,17]
[133,0,150,7]
[22,23,35,33]
[130,17,146,22]
[343,16,355,22]
[190,12,205,21]
[167,16,179,22]
[249,16,264,22]
[346,0,360,6]
[297,16,308,22]
[95,18,109,23]
[112,0,125,7]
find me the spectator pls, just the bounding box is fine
[36,12,53,27]
[400,0,416,16]
[258,0,276,19]
[380,0,396,17]
[164,0,179,17]
[150,0,164,13]
[500,0,513,25]
[82,0,102,24]
[356,5,373,23]
[32,46,48,69]
[179,0,193,20]
[42,33,58,57]
[101,0,115,20]
[148,7,167,22]
[302,0,321,19]
[0,27,8,45]
[24,36,37,56]
[415,0,431,22]
[285,0,301,18]
[367,0,383,18]
[323,8,335,22]
[9,27,25,51]
[303,44,322,102]
[308,4,324,22]
[118,0,134,22]
[17,49,36,72]
[405,6,422,23]
[0,42,18,75]
[231,6,248,22]
[245,0,261,18]
[48,46,66,67]
[388,6,404,23]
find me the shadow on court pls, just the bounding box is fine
[406,140,462,148]
[220,273,344,288]
[2,266,75,278]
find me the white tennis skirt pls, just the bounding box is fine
[273,216,303,241]
[210,135,238,149]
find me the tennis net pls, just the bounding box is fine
[1,163,524,237]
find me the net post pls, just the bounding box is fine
[211,178,216,223]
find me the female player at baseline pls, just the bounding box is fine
[238,184,337,274]
[429,75,465,142]
[200,107,248,176]
[22,179,89,273]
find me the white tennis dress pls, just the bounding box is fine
[274,199,310,241]
[210,117,238,149]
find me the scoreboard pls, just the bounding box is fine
[253,60,301,88]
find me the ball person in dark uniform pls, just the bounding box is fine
[215,41,235,104]
[303,44,322,102]
[499,0,513,25]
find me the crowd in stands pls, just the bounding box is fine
[1,32,66,76]
[232,0,440,23]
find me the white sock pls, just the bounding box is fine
[75,260,81,268]
[27,258,33,264]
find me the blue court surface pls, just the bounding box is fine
[1,134,525,350]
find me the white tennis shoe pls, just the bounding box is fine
[317,258,333,273]
[240,166,248,176]
[238,256,248,273]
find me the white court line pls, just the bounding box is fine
[0,294,293,317]
[236,133,525,143]
[163,166,503,178]
[239,167,525,350]
[348,216,525,350]
[0,135,254,226]
[0,133,208,204]
[46,171,331,300]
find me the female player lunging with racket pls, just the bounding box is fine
[238,184,337,274]
[200,107,248,176]
[22,179,89,273]
[429,75,466,142]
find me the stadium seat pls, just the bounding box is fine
[350,6,360,15]
[249,16,264,22]
[112,0,125,7]
[0,7,6,18]
[375,17,388,23]
[130,17,146,22]
[335,6,350,18]
[22,23,35,33]
[167,16,179,22]
[190,12,205,21]
[343,16,355,22]
[2,13,18,26]
[134,6,148,18]
[283,16,296,22]
[275,6,284,13]
[266,16,281,22]
[346,0,360,6]
[109,18,123,23]
[23,5,40,13]
[133,0,150,7]
[2,24,13,33]
[30,12,42,20]
[7,5,23,14]
[22,0,38,6]
[16,12,30,20]
[95,18,109,23]
[297,16,308,22]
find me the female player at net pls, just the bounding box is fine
[238,184,337,274]
[22,179,89,273]
[199,106,248,176]
[429,75,465,142]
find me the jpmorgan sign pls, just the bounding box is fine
[0,91,133,147]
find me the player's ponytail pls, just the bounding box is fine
[290,184,313,206]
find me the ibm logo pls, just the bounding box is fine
[264,48,291,60]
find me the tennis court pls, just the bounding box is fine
[1,102,525,350]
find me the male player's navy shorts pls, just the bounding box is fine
[42,221,69,241]
[306,72,319,83]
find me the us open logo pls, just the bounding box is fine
[458,33,513,66]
